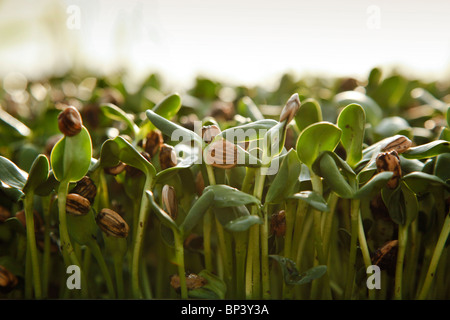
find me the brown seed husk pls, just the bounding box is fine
[201,125,221,144]
[371,240,399,277]
[0,265,18,294]
[279,93,301,124]
[270,210,286,237]
[376,150,401,189]
[162,185,178,220]
[144,130,164,157]
[104,162,126,176]
[58,106,83,137]
[96,208,129,238]
[381,136,412,154]
[66,193,91,216]
[125,152,152,177]
[71,176,97,204]
[159,144,177,170]
[205,139,238,169]
[195,171,205,196]
[170,273,207,293]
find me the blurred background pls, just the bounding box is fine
[1,0,449,91]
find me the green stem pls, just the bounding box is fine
[282,200,296,299]
[156,229,166,298]
[41,195,51,298]
[235,231,247,300]
[394,223,408,300]
[24,193,42,299]
[283,200,296,260]
[173,230,188,299]
[260,209,270,300]
[241,167,255,194]
[252,225,261,299]
[245,225,254,299]
[89,240,116,298]
[254,169,267,299]
[203,164,216,273]
[206,165,216,185]
[114,255,125,299]
[292,200,310,266]
[344,199,360,300]
[417,213,450,300]
[57,180,88,295]
[82,247,92,296]
[141,258,153,299]
[215,217,233,296]
[25,248,32,299]
[131,176,152,298]
[203,211,213,272]
[322,192,339,261]
[309,172,332,300]
[357,211,372,270]
[357,209,375,300]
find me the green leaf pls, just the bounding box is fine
[93,139,121,170]
[289,191,330,212]
[204,184,261,208]
[402,172,450,195]
[114,136,155,177]
[401,183,419,226]
[155,143,200,183]
[23,154,49,194]
[402,140,450,159]
[146,109,202,146]
[296,122,342,168]
[93,136,156,178]
[381,182,418,225]
[224,215,263,232]
[354,171,394,199]
[439,127,450,142]
[435,153,450,182]
[294,98,322,132]
[67,209,99,246]
[152,93,182,120]
[219,119,278,144]
[337,103,365,167]
[0,107,31,137]
[312,151,356,199]
[0,183,24,202]
[34,171,59,197]
[146,190,179,232]
[50,126,93,183]
[266,150,301,204]
[269,255,327,286]
[261,121,287,163]
[214,205,249,227]
[0,156,28,190]
[333,90,383,126]
[100,103,139,136]
[179,189,215,235]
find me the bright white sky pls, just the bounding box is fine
[1,0,449,90]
